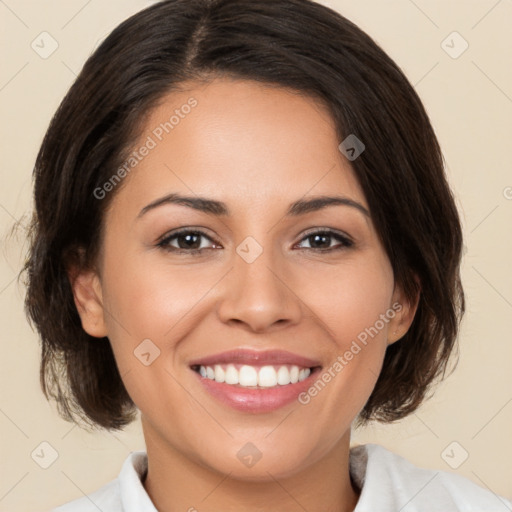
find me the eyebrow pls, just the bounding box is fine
[137,193,370,218]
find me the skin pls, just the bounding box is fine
[71,77,417,512]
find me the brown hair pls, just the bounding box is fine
[23,0,464,430]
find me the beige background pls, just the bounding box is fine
[1,0,511,510]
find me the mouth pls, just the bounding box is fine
[188,348,323,413]
[188,348,322,388]
[190,363,322,389]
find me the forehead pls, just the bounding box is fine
[110,77,367,217]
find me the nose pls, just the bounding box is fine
[216,240,303,333]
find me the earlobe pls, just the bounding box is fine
[68,266,108,338]
[388,279,420,345]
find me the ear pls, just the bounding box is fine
[387,277,420,346]
[68,264,108,338]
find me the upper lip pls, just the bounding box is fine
[189,349,322,368]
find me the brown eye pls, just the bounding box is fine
[296,230,353,252]
[157,229,218,254]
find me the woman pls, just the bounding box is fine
[23,0,511,510]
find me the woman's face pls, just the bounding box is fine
[75,77,414,479]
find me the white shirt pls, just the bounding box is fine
[52,443,512,511]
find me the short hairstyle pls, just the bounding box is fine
[23,0,464,430]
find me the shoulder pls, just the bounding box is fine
[50,451,152,512]
[351,443,512,512]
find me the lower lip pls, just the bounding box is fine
[191,368,321,413]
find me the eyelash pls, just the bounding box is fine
[156,228,354,255]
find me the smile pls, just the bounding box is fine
[191,363,314,388]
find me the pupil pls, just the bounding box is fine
[179,233,200,249]
[311,234,329,248]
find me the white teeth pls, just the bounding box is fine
[290,365,299,383]
[224,364,239,385]
[300,368,311,381]
[277,365,290,385]
[239,365,258,386]
[197,364,312,388]
[214,365,225,383]
[258,365,278,387]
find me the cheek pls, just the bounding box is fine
[305,254,394,343]
[98,249,192,415]
[101,246,206,336]
[297,255,394,413]
[98,246,220,392]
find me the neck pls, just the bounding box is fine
[141,419,360,512]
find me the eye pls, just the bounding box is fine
[157,229,219,254]
[295,229,353,252]
[156,228,354,255]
